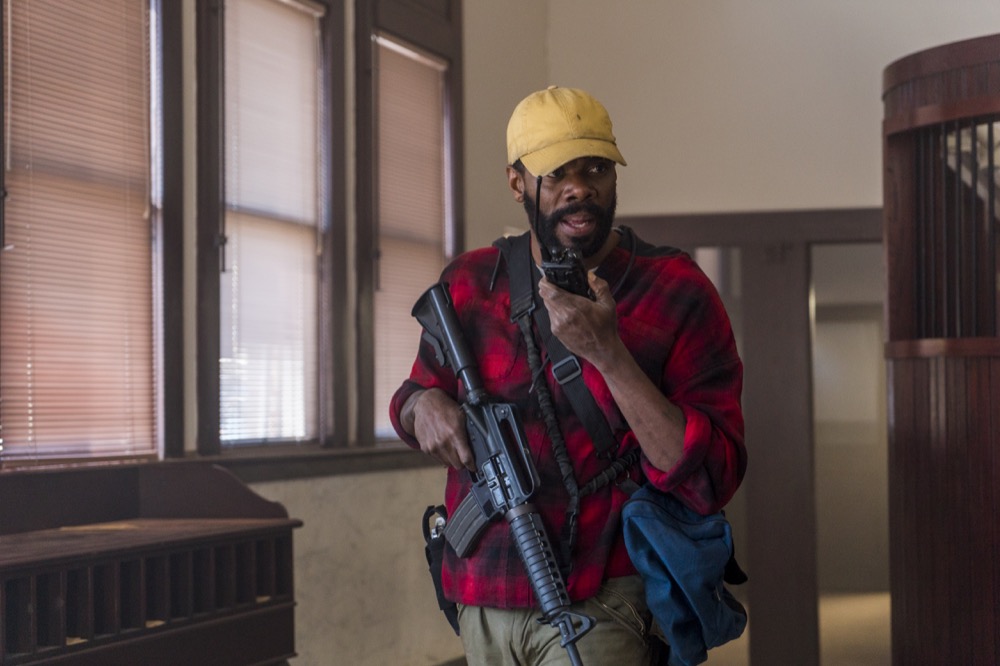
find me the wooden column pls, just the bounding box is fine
[882,34,1000,666]
[741,241,819,666]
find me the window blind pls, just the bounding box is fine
[0,0,156,461]
[220,0,322,444]
[373,37,450,438]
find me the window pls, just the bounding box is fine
[357,0,464,443]
[196,0,342,453]
[0,0,462,468]
[220,0,323,444]
[371,35,453,438]
[0,0,173,463]
[199,0,462,454]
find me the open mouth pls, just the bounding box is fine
[559,215,596,237]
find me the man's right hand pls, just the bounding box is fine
[403,388,476,472]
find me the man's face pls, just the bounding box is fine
[514,157,618,259]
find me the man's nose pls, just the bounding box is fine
[562,172,596,201]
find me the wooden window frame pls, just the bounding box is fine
[0,0,461,479]
[355,0,465,445]
[194,0,348,458]
[191,0,462,479]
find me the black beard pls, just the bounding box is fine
[522,194,617,259]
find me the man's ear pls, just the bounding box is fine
[506,165,525,203]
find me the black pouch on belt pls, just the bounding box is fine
[423,504,460,635]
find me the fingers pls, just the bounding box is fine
[454,439,476,471]
[588,272,613,303]
[539,273,611,305]
[428,433,474,471]
[539,272,621,367]
[540,273,614,327]
[412,389,475,471]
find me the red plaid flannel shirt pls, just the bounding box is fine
[390,229,746,610]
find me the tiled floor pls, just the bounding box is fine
[708,592,891,665]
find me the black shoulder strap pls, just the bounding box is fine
[495,233,619,459]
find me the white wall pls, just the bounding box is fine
[461,1,549,249]
[228,3,1000,664]
[463,0,1000,239]
[250,468,459,665]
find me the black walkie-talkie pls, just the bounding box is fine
[540,244,594,300]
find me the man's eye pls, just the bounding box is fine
[590,161,609,174]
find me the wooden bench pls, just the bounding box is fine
[0,463,301,665]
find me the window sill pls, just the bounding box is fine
[0,442,436,485]
[187,441,439,484]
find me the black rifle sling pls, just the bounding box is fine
[497,232,619,459]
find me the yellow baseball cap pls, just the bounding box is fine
[506,85,627,176]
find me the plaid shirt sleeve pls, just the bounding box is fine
[616,248,746,516]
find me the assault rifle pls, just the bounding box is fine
[412,282,595,666]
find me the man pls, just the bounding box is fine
[390,86,746,665]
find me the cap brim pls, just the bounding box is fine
[519,138,626,177]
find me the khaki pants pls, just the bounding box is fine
[457,576,660,666]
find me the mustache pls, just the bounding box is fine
[546,200,607,224]
[523,193,607,228]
